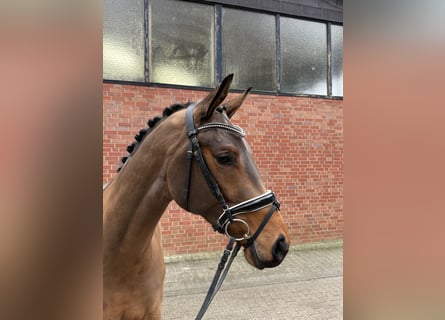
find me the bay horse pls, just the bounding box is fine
[103,74,290,320]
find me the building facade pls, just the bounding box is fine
[103,0,343,255]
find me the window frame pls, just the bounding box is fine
[103,0,343,99]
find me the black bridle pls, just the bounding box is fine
[184,103,281,319]
[184,102,280,244]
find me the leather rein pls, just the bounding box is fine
[183,103,280,319]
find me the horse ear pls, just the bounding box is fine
[195,74,233,122]
[224,87,252,119]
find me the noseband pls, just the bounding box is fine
[184,103,280,247]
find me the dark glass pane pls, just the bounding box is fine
[103,0,145,81]
[281,17,327,95]
[331,25,343,97]
[149,0,214,87]
[222,8,276,91]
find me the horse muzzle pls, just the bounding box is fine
[246,234,289,269]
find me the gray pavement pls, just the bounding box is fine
[162,240,343,319]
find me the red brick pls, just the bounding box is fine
[103,84,343,255]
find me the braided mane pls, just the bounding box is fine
[117,103,187,172]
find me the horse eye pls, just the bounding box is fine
[217,155,234,165]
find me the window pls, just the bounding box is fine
[103,0,343,97]
[331,24,343,97]
[149,0,214,87]
[222,8,276,91]
[281,18,327,95]
[103,0,145,82]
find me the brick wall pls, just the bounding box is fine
[103,83,343,255]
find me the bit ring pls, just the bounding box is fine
[224,218,251,241]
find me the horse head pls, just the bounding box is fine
[166,74,290,269]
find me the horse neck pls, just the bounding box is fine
[103,124,177,264]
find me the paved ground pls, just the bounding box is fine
[162,241,343,319]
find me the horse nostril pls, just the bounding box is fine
[272,234,289,261]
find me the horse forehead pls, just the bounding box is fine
[214,129,252,156]
[209,112,252,151]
